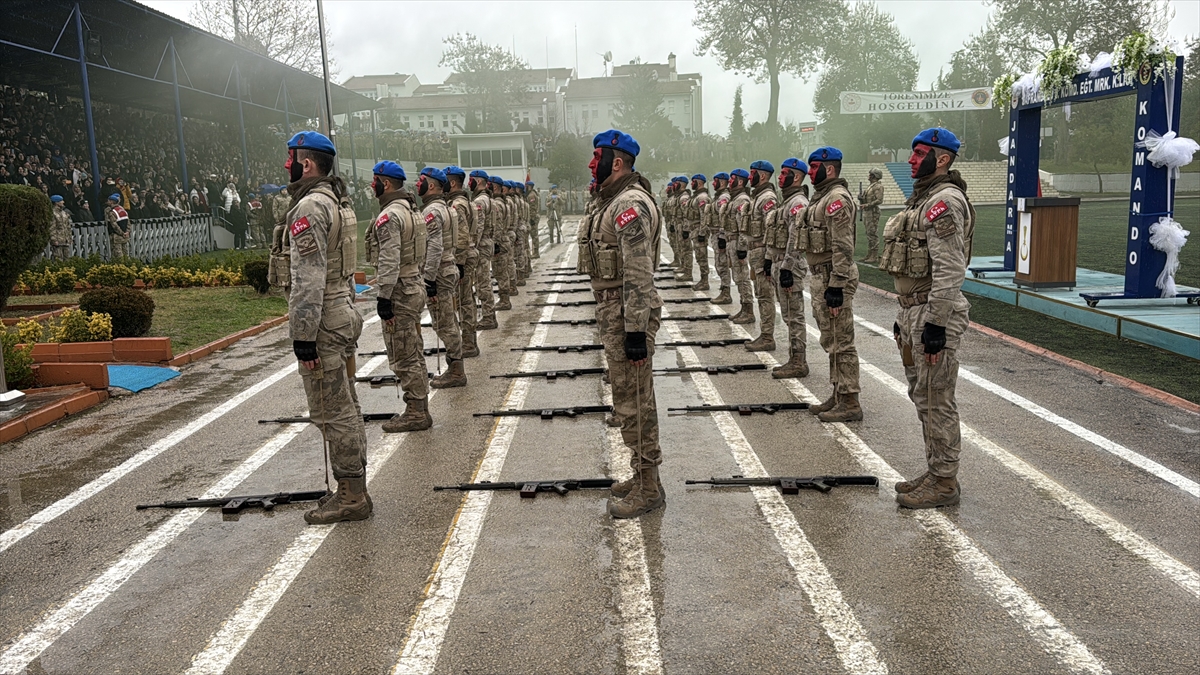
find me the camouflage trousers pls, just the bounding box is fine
[730,238,754,308]
[475,241,497,321]
[712,237,731,288]
[504,235,519,290]
[747,246,776,336]
[529,217,540,258]
[596,295,662,472]
[427,265,463,360]
[110,233,129,260]
[808,267,861,394]
[494,245,515,295]
[458,255,479,334]
[666,225,680,264]
[863,209,881,254]
[693,232,709,280]
[515,227,531,278]
[383,279,429,402]
[676,228,694,276]
[774,267,808,354]
[897,297,970,478]
[298,299,368,480]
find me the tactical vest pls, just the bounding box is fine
[449,193,471,254]
[748,189,777,240]
[379,201,425,278]
[880,182,975,279]
[767,196,799,250]
[730,193,750,235]
[473,194,493,242]
[796,187,849,255]
[275,185,357,290]
[579,187,658,283]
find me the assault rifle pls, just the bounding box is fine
[655,283,699,290]
[662,314,733,322]
[528,300,597,307]
[137,489,329,514]
[668,402,810,415]
[473,405,612,420]
[434,478,615,498]
[490,367,606,380]
[259,412,394,424]
[663,297,712,304]
[532,287,591,294]
[543,266,581,272]
[531,318,597,326]
[686,475,879,494]
[654,363,767,375]
[512,344,605,353]
[359,347,446,357]
[660,338,749,348]
[355,374,433,387]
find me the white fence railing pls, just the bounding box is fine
[44,214,216,261]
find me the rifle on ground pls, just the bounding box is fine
[136,489,329,514]
[531,318,597,326]
[668,402,810,415]
[686,475,879,494]
[655,283,699,290]
[473,405,612,420]
[654,363,767,375]
[490,367,607,380]
[356,374,433,387]
[663,297,714,304]
[533,287,591,294]
[542,266,581,272]
[513,343,604,353]
[359,347,445,357]
[434,478,616,498]
[660,338,749,348]
[662,314,732,322]
[538,279,590,286]
[259,413,394,424]
[528,300,597,307]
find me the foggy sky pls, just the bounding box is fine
[144,0,1199,136]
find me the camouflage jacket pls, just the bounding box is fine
[746,182,779,247]
[285,177,358,342]
[712,188,731,238]
[51,206,73,246]
[473,191,495,247]
[528,189,540,218]
[802,178,857,288]
[372,190,425,299]
[446,189,472,263]
[779,185,811,273]
[690,189,711,237]
[728,189,751,247]
[421,194,453,280]
[862,180,884,211]
[586,173,663,332]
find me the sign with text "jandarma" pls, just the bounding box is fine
[839,88,993,114]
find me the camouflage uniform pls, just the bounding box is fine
[285,177,367,481]
[800,177,861,418]
[473,189,500,325]
[744,181,779,347]
[105,203,131,259]
[861,176,885,262]
[447,188,478,354]
[527,188,541,258]
[884,172,974,506]
[675,189,694,281]
[50,204,72,260]
[662,187,679,267]
[689,187,711,289]
[422,194,464,381]
[774,185,811,376]
[711,186,733,301]
[547,191,562,243]
[514,193,530,282]
[727,187,755,321]
[492,189,514,308]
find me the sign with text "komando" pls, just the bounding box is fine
[839,88,993,114]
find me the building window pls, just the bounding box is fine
[442,115,449,128]
[668,100,675,115]
[537,113,544,125]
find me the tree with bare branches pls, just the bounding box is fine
[189,0,335,76]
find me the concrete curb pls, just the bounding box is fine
[167,314,289,367]
[0,387,109,444]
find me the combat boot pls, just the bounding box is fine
[304,477,372,525]
[430,359,467,388]
[604,412,624,428]
[461,333,480,358]
[745,334,775,352]
[810,391,838,414]
[496,294,512,311]
[772,350,810,378]
[382,396,432,433]
[516,278,526,287]
[610,472,665,499]
[861,248,879,265]
[675,269,693,282]
[479,315,498,330]
[730,307,756,324]
[895,471,930,494]
[896,475,960,509]
[818,393,863,422]
[691,276,710,291]
[711,286,732,304]
[608,467,665,519]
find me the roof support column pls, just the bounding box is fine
[169,38,189,193]
[74,3,102,221]
[234,62,250,186]
[282,79,291,134]
[347,99,358,182]
[371,109,378,166]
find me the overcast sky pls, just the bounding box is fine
[145,0,1199,136]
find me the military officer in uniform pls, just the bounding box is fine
[709,172,733,304]
[675,178,694,282]
[490,176,514,310]
[417,167,467,388]
[547,185,562,244]
[727,169,755,324]
[860,168,885,264]
[773,157,811,378]
[105,193,131,260]
[526,180,540,258]
[688,174,712,291]
[471,171,499,330]
[663,179,680,269]
[282,131,371,524]
[444,166,479,357]
[369,161,432,433]
[49,195,72,260]
[801,147,863,423]
[580,129,665,519]
[887,128,974,509]
[513,182,530,285]
[744,160,779,351]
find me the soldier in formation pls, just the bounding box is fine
[886,128,974,509]
[49,194,72,260]
[471,171,499,330]
[490,176,515,311]
[860,168,885,264]
[105,193,131,260]
[727,169,755,325]
[688,174,711,291]
[709,172,733,305]
[526,180,541,258]
[772,157,811,378]
[513,182,531,285]
[674,177,694,282]
[444,166,480,358]
[743,160,779,352]
[417,167,467,389]
[547,185,562,244]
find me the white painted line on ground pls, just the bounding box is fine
[852,314,1199,498]
[663,318,888,675]
[0,315,380,556]
[0,355,386,674]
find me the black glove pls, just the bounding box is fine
[493,243,501,255]
[762,258,772,277]
[376,297,394,321]
[668,225,676,233]
[779,268,794,288]
[425,279,438,299]
[624,331,648,362]
[736,249,747,260]
[717,237,727,250]
[893,321,902,340]
[456,263,465,279]
[696,236,706,244]
[922,322,947,355]
[681,230,689,239]
[823,286,843,309]
[293,340,318,362]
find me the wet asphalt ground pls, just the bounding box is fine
[1,219,1198,675]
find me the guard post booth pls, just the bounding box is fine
[1014,196,1081,289]
[453,132,534,183]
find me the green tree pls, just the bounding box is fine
[190,0,334,76]
[439,33,530,133]
[0,185,52,393]
[730,85,746,139]
[1181,36,1200,143]
[937,20,1013,160]
[546,135,592,191]
[1070,96,1135,190]
[694,0,845,127]
[612,62,681,178]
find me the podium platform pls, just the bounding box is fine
[965,256,1199,359]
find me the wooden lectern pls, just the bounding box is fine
[1014,197,1081,290]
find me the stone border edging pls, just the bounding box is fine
[0,386,109,444]
[167,314,289,366]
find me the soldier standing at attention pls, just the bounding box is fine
[49,195,72,260]
[490,176,514,310]
[689,174,712,291]
[471,171,499,330]
[662,179,679,269]
[580,129,665,519]
[282,131,371,524]
[709,173,733,304]
[444,166,479,358]
[887,128,974,509]
[860,168,885,264]
[547,185,562,244]
[513,182,530,285]
[773,157,811,378]
[105,193,131,260]
[744,160,779,351]
[675,178,694,282]
[801,147,863,423]
[727,169,755,324]
[417,167,467,389]
[526,180,541,258]
[369,161,432,433]
[503,181,520,295]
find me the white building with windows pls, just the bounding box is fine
[341,73,421,102]
[454,132,534,182]
[561,53,702,136]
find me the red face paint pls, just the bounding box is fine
[909,144,931,178]
[807,162,821,184]
[589,148,602,181]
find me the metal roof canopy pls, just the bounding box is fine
[0,0,378,127]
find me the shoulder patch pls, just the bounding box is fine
[790,203,804,216]
[763,199,776,212]
[925,200,948,222]
[374,213,390,228]
[616,207,639,229]
[737,203,745,213]
[424,212,435,224]
[290,215,311,236]
[717,197,729,207]
[826,200,845,216]
[113,206,129,219]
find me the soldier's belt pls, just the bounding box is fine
[809,262,832,276]
[897,292,929,308]
[593,288,622,302]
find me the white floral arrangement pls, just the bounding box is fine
[1038,44,1082,97]
[992,73,1016,109]
[1113,31,1177,83]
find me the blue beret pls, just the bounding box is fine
[750,160,775,174]
[108,193,121,202]
[488,175,503,185]
[592,129,641,158]
[712,172,729,181]
[287,131,336,155]
[913,127,961,153]
[691,174,707,182]
[730,168,749,179]
[469,169,488,179]
[373,160,406,181]
[781,157,808,173]
[50,194,64,203]
[808,147,843,162]
[420,167,447,184]
[443,165,466,178]
[551,184,558,188]
[525,180,533,185]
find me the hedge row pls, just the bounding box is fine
[15,264,245,294]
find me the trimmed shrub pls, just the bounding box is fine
[85,264,138,288]
[1,331,35,388]
[79,286,155,338]
[243,259,270,294]
[0,185,53,312]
